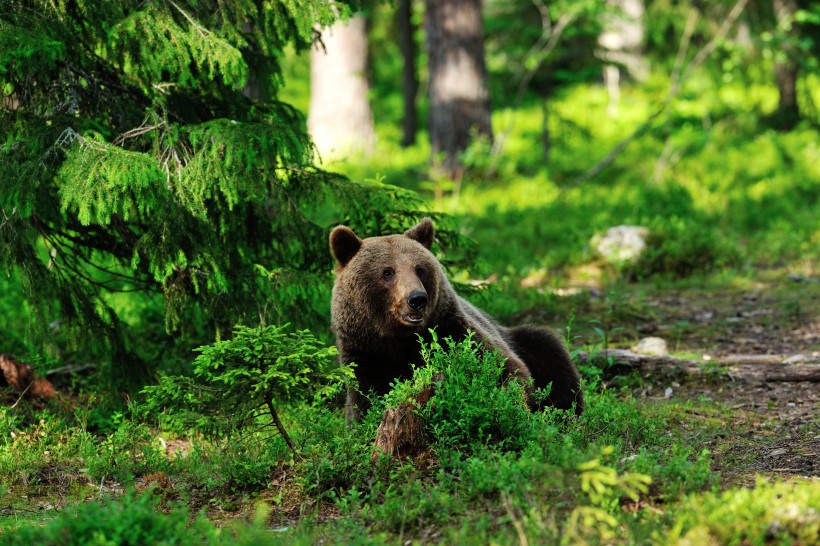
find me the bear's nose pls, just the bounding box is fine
[408,290,428,310]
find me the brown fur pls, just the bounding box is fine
[330,218,584,421]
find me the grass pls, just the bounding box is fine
[2,377,815,544]
[2,324,817,544]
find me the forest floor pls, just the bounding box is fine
[530,270,820,488]
[1,271,818,535]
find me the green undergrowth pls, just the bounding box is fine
[326,77,819,293]
[5,332,817,544]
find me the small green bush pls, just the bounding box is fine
[388,331,535,452]
[666,478,820,545]
[624,217,741,279]
[142,324,352,453]
[3,491,218,546]
[83,420,167,483]
[627,444,713,497]
[0,407,19,443]
[168,433,290,493]
[0,412,92,489]
[298,405,389,496]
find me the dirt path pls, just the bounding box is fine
[613,279,819,485]
[520,275,820,485]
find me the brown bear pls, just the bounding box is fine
[330,218,584,422]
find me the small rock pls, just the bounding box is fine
[766,448,789,458]
[664,387,673,399]
[695,311,714,323]
[787,402,796,408]
[633,337,669,356]
[591,225,649,265]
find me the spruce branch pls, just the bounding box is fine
[168,0,210,37]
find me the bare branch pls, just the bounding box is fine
[577,0,750,183]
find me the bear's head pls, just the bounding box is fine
[329,218,444,337]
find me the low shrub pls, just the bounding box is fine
[666,478,820,545]
[386,331,535,452]
[624,217,742,279]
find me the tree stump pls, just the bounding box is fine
[0,354,56,399]
[373,376,441,459]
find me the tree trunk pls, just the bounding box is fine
[397,0,419,147]
[772,0,800,127]
[598,0,647,117]
[308,8,376,159]
[0,354,56,399]
[424,0,493,177]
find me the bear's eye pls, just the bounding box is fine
[415,266,426,278]
[382,268,395,281]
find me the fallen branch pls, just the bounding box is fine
[45,362,96,377]
[578,349,820,383]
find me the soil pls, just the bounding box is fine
[515,273,819,486]
[588,277,819,486]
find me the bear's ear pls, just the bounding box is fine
[330,226,362,267]
[404,218,435,249]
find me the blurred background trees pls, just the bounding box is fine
[424,0,494,177]
[308,3,376,158]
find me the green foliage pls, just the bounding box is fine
[387,331,535,452]
[0,410,92,490]
[172,434,290,492]
[297,405,389,496]
[0,406,19,447]
[0,0,444,383]
[142,324,350,438]
[667,478,820,545]
[0,342,758,544]
[83,420,167,483]
[0,274,35,357]
[624,216,742,279]
[628,444,713,497]
[485,0,606,103]
[3,490,220,546]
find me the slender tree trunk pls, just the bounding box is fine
[308,8,376,159]
[598,0,647,117]
[397,0,419,147]
[424,0,493,177]
[265,395,300,458]
[773,0,800,127]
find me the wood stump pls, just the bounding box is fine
[373,376,441,459]
[0,354,56,399]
